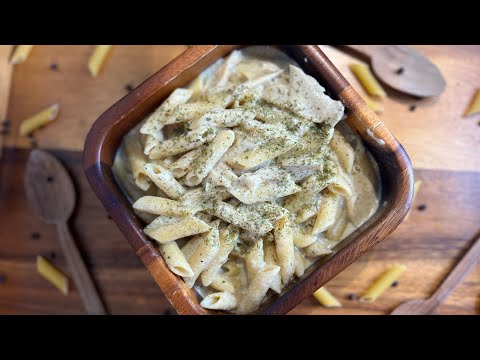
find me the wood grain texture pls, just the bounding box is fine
[25,149,106,314]
[1,149,478,314]
[391,231,480,314]
[320,45,480,173]
[1,45,480,314]
[4,45,187,151]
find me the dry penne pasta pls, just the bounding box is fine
[313,286,342,307]
[88,45,112,77]
[36,255,69,295]
[464,89,480,117]
[19,103,59,136]
[360,264,407,303]
[10,45,34,64]
[349,63,386,97]
[113,46,382,314]
[362,93,384,113]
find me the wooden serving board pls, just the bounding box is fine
[1,45,479,314]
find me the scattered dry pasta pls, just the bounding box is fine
[36,255,69,295]
[360,264,406,303]
[88,45,112,77]
[19,103,59,136]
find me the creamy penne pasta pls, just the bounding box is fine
[113,46,381,314]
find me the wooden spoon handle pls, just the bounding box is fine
[56,222,107,315]
[342,45,384,59]
[431,232,480,304]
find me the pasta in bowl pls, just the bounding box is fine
[112,46,381,314]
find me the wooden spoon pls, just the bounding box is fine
[343,45,446,97]
[25,149,107,315]
[391,232,480,315]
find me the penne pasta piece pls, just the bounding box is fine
[360,264,407,303]
[303,240,333,257]
[10,45,34,64]
[228,136,297,170]
[124,135,152,191]
[144,215,210,244]
[312,192,341,234]
[149,127,217,159]
[294,248,307,277]
[189,108,256,130]
[210,273,235,293]
[184,221,221,288]
[237,265,281,314]
[185,129,235,186]
[201,225,239,286]
[274,216,295,285]
[168,146,205,178]
[140,88,193,138]
[349,63,386,97]
[263,239,282,293]
[19,103,60,136]
[145,215,179,229]
[329,130,355,173]
[36,255,69,295]
[88,45,112,78]
[293,230,318,248]
[200,291,237,311]
[209,200,273,235]
[144,163,185,199]
[313,286,342,307]
[181,235,205,261]
[158,242,194,277]
[327,171,354,198]
[133,196,199,216]
[168,102,223,124]
[245,239,266,281]
[464,89,480,116]
[326,206,348,242]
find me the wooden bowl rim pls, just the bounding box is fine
[84,45,414,315]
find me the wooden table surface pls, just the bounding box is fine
[1,45,479,315]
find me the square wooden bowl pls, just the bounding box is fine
[84,45,414,315]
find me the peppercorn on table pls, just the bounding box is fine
[0,45,479,314]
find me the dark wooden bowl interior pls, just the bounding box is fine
[84,45,414,315]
